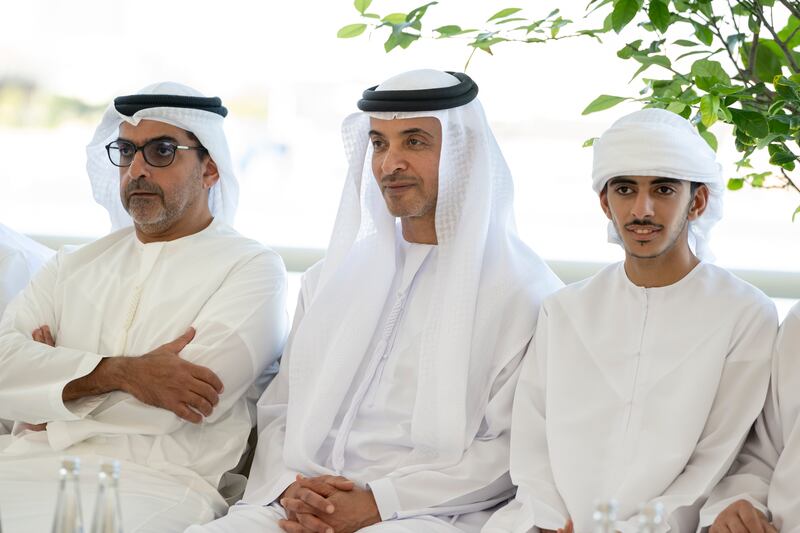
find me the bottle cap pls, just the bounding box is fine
[99,460,121,479]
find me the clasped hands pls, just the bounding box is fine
[279,474,381,533]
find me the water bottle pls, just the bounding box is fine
[593,499,619,533]
[90,460,123,533]
[636,501,665,533]
[51,457,84,533]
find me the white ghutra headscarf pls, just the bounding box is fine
[283,69,562,475]
[86,82,239,231]
[592,108,724,261]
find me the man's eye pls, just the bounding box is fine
[657,186,675,195]
[616,186,632,194]
[408,138,425,146]
[155,143,175,156]
[371,139,385,149]
[118,144,135,156]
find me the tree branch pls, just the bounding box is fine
[707,13,751,85]
[751,2,800,73]
[780,168,800,194]
[777,0,800,21]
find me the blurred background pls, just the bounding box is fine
[1,1,798,315]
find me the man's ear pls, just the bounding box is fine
[599,186,613,221]
[688,184,709,221]
[201,157,220,189]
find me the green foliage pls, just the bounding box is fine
[337,1,800,204]
[582,95,630,114]
[611,0,642,33]
[337,23,367,38]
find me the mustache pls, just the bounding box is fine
[124,178,164,200]
[625,219,663,229]
[379,174,417,186]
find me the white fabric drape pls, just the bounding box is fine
[700,302,800,531]
[0,222,55,435]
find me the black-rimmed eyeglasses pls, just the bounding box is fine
[105,139,208,168]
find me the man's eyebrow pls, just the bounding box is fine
[650,177,682,185]
[115,135,181,145]
[400,127,433,137]
[608,177,637,185]
[367,128,434,137]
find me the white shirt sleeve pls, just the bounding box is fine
[0,252,105,424]
[45,250,288,449]
[242,281,309,506]
[0,249,31,318]
[701,306,800,530]
[483,305,569,533]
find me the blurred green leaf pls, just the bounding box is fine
[693,23,714,46]
[617,39,642,58]
[337,23,367,38]
[700,129,718,151]
[407,2,437,22]
[487,7,522,22]
[673,39,698,47]
[667,101,687,113]
[700,94,720,127]
[730,108,770,138]
[433,25,477,37]
[727,178,745,190]
[582,94,628,114]
[778,16,800,48]
[630,54,671,81]
[354,0,372,15]
[648,0,671,33]
[691,59,731,91]
[583,137,598,147]
[612,0,640,33]
[382,13,407,24]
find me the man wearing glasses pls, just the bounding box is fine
[0,82,288,532]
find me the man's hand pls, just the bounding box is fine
[32,325,56,347]
[117,328,224,423]
[23,325,58,431]
[710,500,777,533]
[542,518,574,533]
[279,474,380,533]
[61,327,223,424]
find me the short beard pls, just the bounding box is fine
[122,175,200,235]
[618,199,693,260]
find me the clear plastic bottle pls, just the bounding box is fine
[593,499,619,533]
[51,457,84,533]
[90,461,123,533]
[636,502,665,533]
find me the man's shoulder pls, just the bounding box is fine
[542,262,619,310]
[695,263,774,314]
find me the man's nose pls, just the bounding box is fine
[631,191,655,219]
[380,146,408,176]
[126,150,151,180]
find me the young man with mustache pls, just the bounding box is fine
[483,109,778,533]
